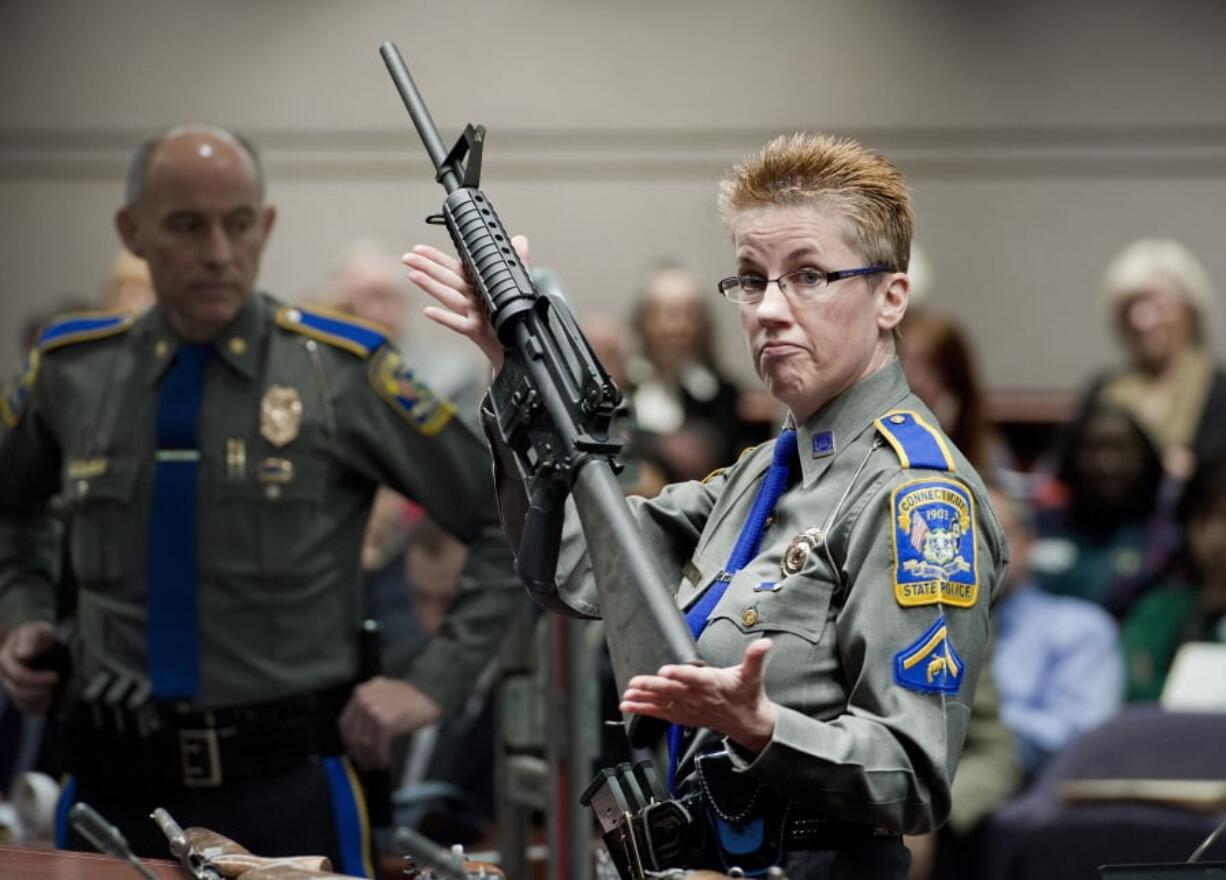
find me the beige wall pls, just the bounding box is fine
[3,0,1225,389]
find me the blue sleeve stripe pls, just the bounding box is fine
[38,314,133,351]
[54,775,77,849]
[323,756,374,878]
[299,311,386,354]
[876,411,956,471]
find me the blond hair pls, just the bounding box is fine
[718,133,914,271]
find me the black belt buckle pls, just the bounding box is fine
[179,728,223,788]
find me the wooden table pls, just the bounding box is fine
[0,844,183,879]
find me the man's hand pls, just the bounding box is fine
[0,621,60,714]
[339,676,443,770]
[402,235,531,373]
[619,638,779,755]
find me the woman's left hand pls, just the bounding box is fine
[620,638,779,755]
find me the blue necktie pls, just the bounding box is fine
[147,343,210,699]
[665,428,799,790]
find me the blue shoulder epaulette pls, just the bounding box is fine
[37,311,137,353]
[275,305,388,358]
[874,409,956,472]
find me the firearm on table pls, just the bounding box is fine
[378,40,700,747]
[151,808,339,879]
[68,802,161,880]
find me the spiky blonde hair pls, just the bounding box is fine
[718,133,914,272]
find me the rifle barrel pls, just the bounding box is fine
[379,42,459,192]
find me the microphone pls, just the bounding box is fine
[68,802,161,880]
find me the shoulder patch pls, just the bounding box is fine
[894,613,964,695]
[875,410,956,472]
[0,349,40,428]
[892,477,979,607]
[369,348,455,436]
[276,305,388,358]
[37,310,136,353]
[702,442,761,483]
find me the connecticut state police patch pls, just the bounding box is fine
[369,349,455,436]
[891,477,978,608]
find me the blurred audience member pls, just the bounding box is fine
[582,311,630,390]
[326,241,491,808]
[328,241,472,633]
[993,485,1124,777]
[899,309,1012,476]
[905,240,935,308]
[583,311,670,497]
[1031,404,1177,617]
[626,263,756,480]
[1079,239,1225,479]
[16,252,151,366]
[98,250,154,313]
[329,239,484,424]
[1121,455,1226,701]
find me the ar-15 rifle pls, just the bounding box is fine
[378,41,699,747]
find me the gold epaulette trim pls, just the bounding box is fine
[275,305,390,358]
[37,310,138,353]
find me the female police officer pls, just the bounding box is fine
[404,132,1007,878]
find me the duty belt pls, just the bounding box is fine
[582,757,898,879]
[66,680,350,789]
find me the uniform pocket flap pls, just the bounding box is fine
[64,456,140,505]
[707,567,837,644]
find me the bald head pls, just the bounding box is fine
[115,123,276,343]
[125,124,264,208]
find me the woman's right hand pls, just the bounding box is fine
[402,236,531,373]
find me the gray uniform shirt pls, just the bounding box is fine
[0,293,519,713]
[494,360,1007,834]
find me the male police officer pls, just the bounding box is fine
[0,124,518,874]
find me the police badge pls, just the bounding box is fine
[260,385,303,447]
[781,527,824,577]
[891,477,979,607]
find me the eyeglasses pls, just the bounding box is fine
[717,266,888,304]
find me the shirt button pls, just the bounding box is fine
[763,514,775,530]
[741,608,759,627]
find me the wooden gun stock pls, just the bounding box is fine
[180,826,335,878]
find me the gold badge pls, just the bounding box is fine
[781,527,824,577]
[260,385,303,447]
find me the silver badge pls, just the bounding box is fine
[260,385,303,448]
[781,527,824,577]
